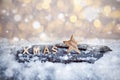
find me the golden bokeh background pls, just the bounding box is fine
[0,0,120,41]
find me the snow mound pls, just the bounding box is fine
[0,39,120,80]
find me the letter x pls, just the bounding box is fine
[23,47,29,54]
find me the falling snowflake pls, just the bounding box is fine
[32,21,41,29]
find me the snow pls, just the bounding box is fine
[0,39,120,80]
[60,55,69,60]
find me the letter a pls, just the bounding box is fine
[44,46,50,54]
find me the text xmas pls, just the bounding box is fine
[22,35,80,54]
[23,46,57,54]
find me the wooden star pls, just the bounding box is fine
[63,35,80,54]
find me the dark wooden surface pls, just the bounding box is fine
[16,43,112,64]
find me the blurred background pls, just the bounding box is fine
[0,0,120,41]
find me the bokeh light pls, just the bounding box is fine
[0,0,120,41]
